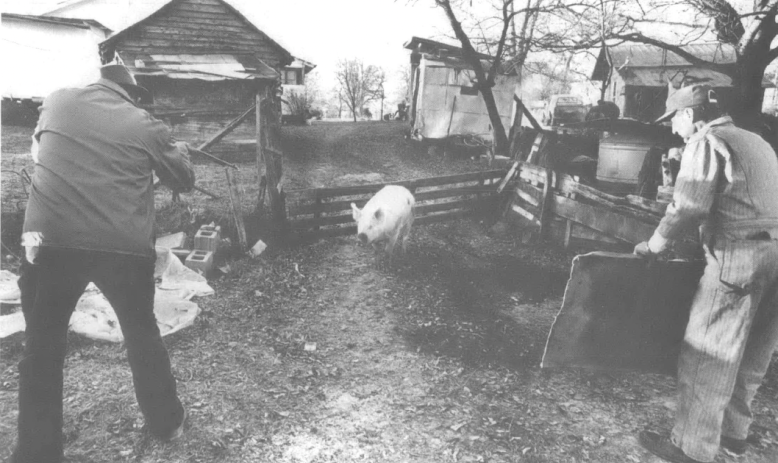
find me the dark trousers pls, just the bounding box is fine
[12,248,184,463]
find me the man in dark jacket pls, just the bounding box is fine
[11,64,195,463]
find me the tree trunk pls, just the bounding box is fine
[481,86,510,155]
[731,51,768,132]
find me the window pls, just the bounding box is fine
[460,85,478,96]
[284,69,300,85]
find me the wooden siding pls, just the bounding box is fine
[140,78,258,110]
[106,0,288,69]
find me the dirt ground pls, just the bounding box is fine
[1,121,778,462]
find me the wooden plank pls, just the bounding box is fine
[288,184,490,217]
[415,184,492,202]
[557,174,623,206]
[287,170,505,199]
[553,195,658,244]
[516,188,539,207]
[197,105,255,152]
[295,225,357,241]
[256,92,264,209]
[149,18,255,31]
[525,133,545,163]
[515,181,543,206]
[141,26,259,41]
[415,209,475,225]
[289,213,353,230]
[225,168,247,250]
[290,197,486,231]
[509,203,541,226]
[132,33,259,47]
[564,219,573,248]
[518,165,547,185]
[496,162,519,193]
[415,198,483,216]
[625,194,668,215]
[556,174,662,223]
[538,169,556,239]
[173,3,231,14]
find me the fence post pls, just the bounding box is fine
[538,167,555,241]
[314,190,321,232]
[225,168,248,251]
[563,175,580,249]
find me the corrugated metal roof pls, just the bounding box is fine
[609,43,736,68]
[592,42,748,87]
[126,53,278,81]
[405,36,494,60]
[620,67,733,87]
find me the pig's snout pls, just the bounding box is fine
[358,232,368,244]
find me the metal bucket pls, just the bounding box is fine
[596,139,654,185]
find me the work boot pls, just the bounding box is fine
[720,435,747,455]
[638,430,706,463]
[155,407,187,442]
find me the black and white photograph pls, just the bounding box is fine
[1,1,778,462]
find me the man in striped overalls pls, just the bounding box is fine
[635,84,778,463]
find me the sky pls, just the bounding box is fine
[1,0,454,99]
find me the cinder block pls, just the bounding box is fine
[194,225,221,252]
[185,250,214,274]
[155,232,186,250]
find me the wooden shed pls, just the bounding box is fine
[404,36,519,145]
[98,0,294,156]
[591,43,741,122]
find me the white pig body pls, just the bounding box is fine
[351,185,415,262]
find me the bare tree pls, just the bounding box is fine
[538,0,778,129]
[433,0,546,155]
[335,59,386,122]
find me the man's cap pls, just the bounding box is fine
[655,84,717,123]
[99,64,151,103]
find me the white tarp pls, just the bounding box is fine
[0,247,213,342]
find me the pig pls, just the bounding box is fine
[351,185,415,266]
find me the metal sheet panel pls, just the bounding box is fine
[130,53,278,81]
[542,252,704,375]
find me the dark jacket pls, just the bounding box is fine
[23,79,195,257]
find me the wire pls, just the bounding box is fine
[0,241,20,261]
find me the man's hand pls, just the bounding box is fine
[634,241,654,257]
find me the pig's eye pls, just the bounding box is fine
[374,209,383,220]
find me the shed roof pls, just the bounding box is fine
[591,42,740,85]
[404,36,493,60]
[2,12,110,32]
[100,0,294,73]
[619,67,734,87]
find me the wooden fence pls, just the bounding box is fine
[504,161,675,248]
[286,169,507,240]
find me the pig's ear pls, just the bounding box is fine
[374,208,383,220]
[351,202,361,221]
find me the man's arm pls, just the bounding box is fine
[648,138,722,252]
[143,119,196,193]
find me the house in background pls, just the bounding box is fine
[591,43,773,122]
[281,57,316,123]
[404,36,519,145]
[96,0,297,154]
[41,0,168,31]
[1,13,111,102]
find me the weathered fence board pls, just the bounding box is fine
[286,170,506,239]
[504,161,672,248]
